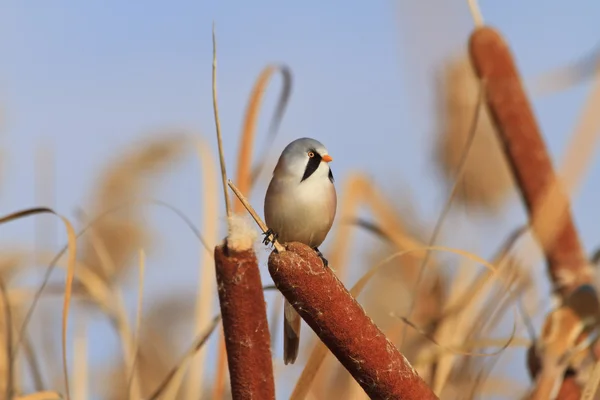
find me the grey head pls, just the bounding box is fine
[273,137,334,183]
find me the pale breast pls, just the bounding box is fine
[264,177,337,248]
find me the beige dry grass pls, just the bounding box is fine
[104,294,197,399]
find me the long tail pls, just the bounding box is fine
[283,299,301,364]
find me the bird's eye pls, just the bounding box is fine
[307,151,315,158]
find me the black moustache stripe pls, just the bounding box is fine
[301,151,322,182]
[328,168,334,183]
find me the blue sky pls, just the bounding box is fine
[0,1,599,398]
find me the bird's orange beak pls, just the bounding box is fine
[322,154,333,163]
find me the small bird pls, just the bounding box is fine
[264,137,337,365]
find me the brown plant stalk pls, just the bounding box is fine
[468,25,593,399]
[214,242,275,400]
[268,242,437,399]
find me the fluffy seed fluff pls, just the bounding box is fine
[435,54,515,212]
[227,214,259,251]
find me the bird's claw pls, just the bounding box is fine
[262,229,279,246]
[313,247,329,268]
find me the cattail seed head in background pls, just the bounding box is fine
[80,132,189,283]
[435,54,515,213]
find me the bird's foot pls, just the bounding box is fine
[313,247,329,268]
[262,229,279,246]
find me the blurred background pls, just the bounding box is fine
[0,1,599,399]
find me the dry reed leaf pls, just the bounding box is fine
[464,260,535,395]
[0,105,4,194]
[366,244,443,347]
[79,220,144,398]
[533,44,600,96]
[328,173,432,282]
[431,256,481,394]
[291,245,512,399]
[0,256,46,395]
[128,249,145,400]
[333,267,443,398]
[450,376,528,398]
[303,174,446,396]
[146,315,221,400]
[0,277,13,398]
[141,297,199,398]
[20,251,144,400]
[414,336,531,368]
[475,261,531,333]
[430,240,531,395]
[70,195,213,398]
[20,329,45,393]
[435,54,514,212]
[21,196,211,399]
[15,392,63,400]
[0,208,77,400]
[362,204,442,342]
[389,257,527,397]
[582,358,600,400]
[445,278,531,397]
[0,252,26,396]
[234,64,292,207]
[72,317,88,400]
[80,132,189,284]
[6,280,74,394]
[104,295,196,400]
[327,194,444,397]
[185,137,219,400]
[438,227,528,320]
[558,61,600,197]
[31,302,61,392]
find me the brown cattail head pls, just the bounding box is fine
[527,344,541,380]
[435,54,514,212]
[556,378,582,400]
[468,26,590,296]
[268,242,437,399]
[214,243,275,400]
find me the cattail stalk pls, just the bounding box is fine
[468,25,591,399]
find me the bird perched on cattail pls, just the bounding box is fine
[264,137,337,364]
